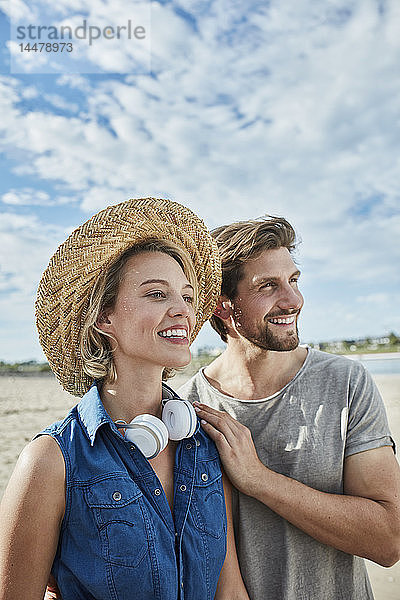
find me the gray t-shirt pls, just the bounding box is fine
[178,348,394,600]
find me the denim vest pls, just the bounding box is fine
[39,384,227,600]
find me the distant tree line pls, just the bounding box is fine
[308,331,400,354]
[0,360,51,374]
[1,332,399,375]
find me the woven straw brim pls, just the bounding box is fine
[36,198,221,396]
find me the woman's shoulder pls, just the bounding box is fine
[38,403,79,438]
[1,436,66,527]
[17,435,65,484]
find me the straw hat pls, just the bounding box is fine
[36,198,221,396]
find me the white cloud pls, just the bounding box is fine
[3,1,398,226]
[356,293,390,305]
[8,0,152,74]
[56,73,91,91]
[302,290,400,344]
[0,212,65,283]
[1,0,400,359]
[20,86,39,99]
[43,93,79,112]
[5,0,38,21]
[2,188,53,206]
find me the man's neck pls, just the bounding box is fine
[204,342,308,401]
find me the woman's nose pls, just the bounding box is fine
[168,295,192,318]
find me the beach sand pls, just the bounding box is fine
[0,372,399,599]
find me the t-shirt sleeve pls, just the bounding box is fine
[345,364,395,458]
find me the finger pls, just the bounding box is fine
[194,406,239,446]
[193,402,231,418]
[193,403,240,430]
[199,420,234,459]
[193,404,246,431]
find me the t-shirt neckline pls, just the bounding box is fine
[199,346,312,404]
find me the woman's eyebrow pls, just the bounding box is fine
[140,279,169,287]
[140,279,194,291]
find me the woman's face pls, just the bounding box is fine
[100,251,196,372]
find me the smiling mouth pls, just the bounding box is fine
[157,328,189,339]
[267,315,296,325]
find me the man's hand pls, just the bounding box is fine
[193,402,265,495]
[195,403,400,566]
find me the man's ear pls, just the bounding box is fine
[213,299,232,320]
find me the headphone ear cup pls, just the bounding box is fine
[162,400,197,441]
[124,414,169,458]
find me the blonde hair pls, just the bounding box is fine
[210,216,297,342]
[80,239,198,383]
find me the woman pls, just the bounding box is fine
[0,198,249,599]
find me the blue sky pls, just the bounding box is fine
[0,0,399,362]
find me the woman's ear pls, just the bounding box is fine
[213,299,231,320]
[96,311,112,332]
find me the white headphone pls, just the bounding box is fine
[115,384,197,459]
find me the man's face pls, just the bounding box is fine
[229,247,304,351]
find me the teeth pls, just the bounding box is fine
[269,317,295,324]
[159,329,188,338]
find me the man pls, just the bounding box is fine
[179,216,400,600]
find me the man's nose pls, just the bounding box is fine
[278,284,303,311]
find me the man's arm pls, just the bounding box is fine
[193,402,400,567]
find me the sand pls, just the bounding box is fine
[0,372,399,599]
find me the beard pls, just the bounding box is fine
[238,316,300,352]
[260,323,299,351]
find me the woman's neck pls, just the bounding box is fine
[100,361,164,423]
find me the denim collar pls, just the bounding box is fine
[77,382,183,446]
[77,384,114,446]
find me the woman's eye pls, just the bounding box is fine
[183,295,194,304]
[149,291,165,299]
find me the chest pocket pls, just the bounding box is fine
[84,476,149,568]
[190,457,226,539]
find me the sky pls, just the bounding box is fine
[0,0,399,363]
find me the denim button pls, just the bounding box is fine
[201,473,208,482]
[154,488,161,496]
[112,491,122,501]
[185,443,192,450]
[180,484,187,492]
[129,445,135,451]
[195,439,200,447]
